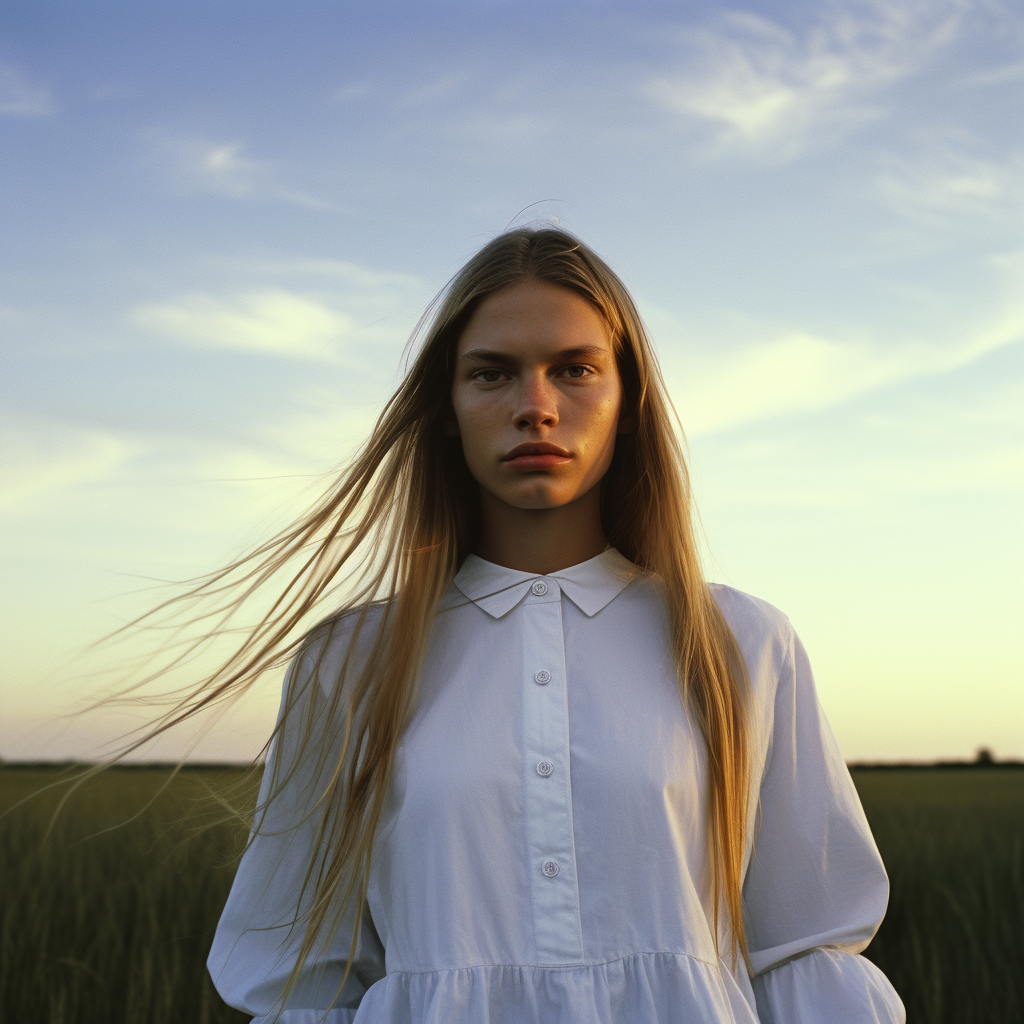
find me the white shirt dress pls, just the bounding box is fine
[208,548,906,1023]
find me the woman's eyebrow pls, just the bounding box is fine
[460,345,609,363]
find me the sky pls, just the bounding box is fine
[2,0,1022,763]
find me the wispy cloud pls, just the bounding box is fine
[0,60,55,117]
[647,0,966,160]
[258,389,384,468]
[674,330,908,435]
[217,256,424,294]
[133,254,430,364]
[697,364,1023,512]
[0,413,136,513]
[443,110,552,147]
[659,255,1024,436]
[677,320,1022,437]
[143,131,349,212]
[958,58,1024,88]
[379,63,562,151]
[332,80,373,104]
[144,132,271,198]
[874,144,1024,228]
[133,289,356,361]
[398,70,474,108]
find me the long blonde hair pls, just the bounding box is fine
[124,227,750,998]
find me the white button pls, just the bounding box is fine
[531,580,548,596]
[542,860,560,877]
[534,670,551,685]
[536,760,554,777]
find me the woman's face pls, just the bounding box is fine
[449,278,625,511]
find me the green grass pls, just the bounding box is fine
[0,766,255,1024]
[852,767,1024,1023]
[2,765,1021,1022]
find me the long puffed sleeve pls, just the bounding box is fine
[208,644,386,1023]
[743,628,905,1024]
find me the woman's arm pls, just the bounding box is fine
[743,627,905,1024]
[207,643,386,1023]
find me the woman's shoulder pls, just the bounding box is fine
[709,582,790,629]
[291,601,389,697]
[708,583,796,666]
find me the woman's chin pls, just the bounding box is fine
[485,483,577,512]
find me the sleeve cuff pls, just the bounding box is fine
[252,1011,359,1024]
[752,948,905,1024]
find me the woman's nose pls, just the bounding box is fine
[513,373,559,430]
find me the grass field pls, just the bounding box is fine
[2,764,1022,1023]
[854,766,1024,1022]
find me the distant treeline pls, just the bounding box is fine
[0,761,258,771]
[851,747,1023,769]
[849,760,1024,770]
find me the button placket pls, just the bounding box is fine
[520,579,583,965]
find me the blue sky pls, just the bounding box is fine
[2,0,1022,761]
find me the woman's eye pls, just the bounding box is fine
[473,369,506,383]
[563,365,590,379]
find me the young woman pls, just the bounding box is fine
[205,228,904,1023]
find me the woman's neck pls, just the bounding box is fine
[472,484,608,575]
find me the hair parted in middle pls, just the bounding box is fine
[129,227,752,1009]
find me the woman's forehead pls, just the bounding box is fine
[457,279,614,358]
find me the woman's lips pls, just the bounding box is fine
[502,443,572,471]
[505,453,572,470]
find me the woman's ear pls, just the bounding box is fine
[443,418,461,438]
[616,412,636,434]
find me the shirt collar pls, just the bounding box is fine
[452,547,641,619]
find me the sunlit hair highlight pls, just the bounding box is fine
[116,227,751,1012]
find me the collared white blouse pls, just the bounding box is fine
[209,548,905,1023]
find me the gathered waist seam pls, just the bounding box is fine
[388,948,720,977]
